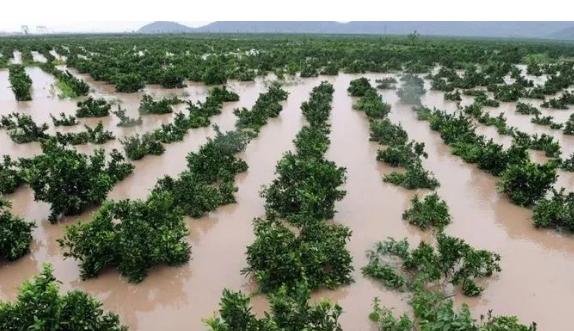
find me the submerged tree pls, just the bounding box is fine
[0,264,127,330]
[206,283,343,331]
[26,141,133,222]
[59,191,190,283]
[0,197,35,262]
[363,234,501,297]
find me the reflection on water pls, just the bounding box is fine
[0,71,573,330]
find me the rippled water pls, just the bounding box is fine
[0,70,573,330]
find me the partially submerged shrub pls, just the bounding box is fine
[347,77,372,97]
[383,161,440,190]
[26,141,133,222]
[153,129,248,218]
[516,102,541,115]
[121,133,165,160]
[533,188,574,232]
[0,264,127,330]
[8,64,32,101]
[112,106,142,127]
[50,112,78,127]
[498,161,557,207]
[369,289,535,331]
[0,155,26,194]
[59,191,190,283]
[138,94,179,115]
[0,113,49,143]
[402,193,451,231]
[363,234,501,296]
[76,97,111,118]
[206,283,343,331]
[0,197,35,261]
[234,83,288,133]
[244,217,353,292]
[377,141,427,168]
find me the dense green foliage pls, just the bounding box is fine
[347,77,373,97]
[26,141,133,222]
[40,62,89,97]
[114,73,145,93]
[369,289,536,331]
[235,82,288,133]
[0,113,49,143]
[0,156,26,194]
[121,133,165,160]
[402,193,451,231]
[55,122,115,145]
[8,64,32,101]
[246,82,353,294]
[59,191,190,283]
[50,112,78,126]
[138,94,180,115]
[262,82,346,222]
[206,283,343,331]
[497,161,557,207]
[244,217,353,292]
[76,97,112,118]
[532,188,574,231]
[0,264,127,330]
[0,197,35,262]
[363,234,501,296]
[153,128,249,217]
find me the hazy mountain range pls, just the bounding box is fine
[138,21,574,40]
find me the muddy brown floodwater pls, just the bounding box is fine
[1,70,574,331]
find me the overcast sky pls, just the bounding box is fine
[0,22,210,33]
[0,0,571,33]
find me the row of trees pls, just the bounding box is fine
[121,86,240,160]
[59,83,287,284]
[350,77,439,190]
[7,31,574,92]
[208,82,351,329]
[8,64,32,101]
[414,106,559,208]
[40,62,90,98]
[359,116,534,329]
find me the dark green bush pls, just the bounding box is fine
[0,113,49,143]
[76,97,111,118]
[0,264,127,330]
[244,217,353,292]
[0,197,35,261]
[533,188,574,231]
[26,141,133,222]
[206,283,343,331]
[498,161,557,207]
[8,64,32,101]
[50,112,78,126]
[402,193,451,231]
[59,191,190,283]
[121,133,165,160]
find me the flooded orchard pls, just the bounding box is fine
[1,67,574,331]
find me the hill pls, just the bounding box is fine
[137,21,574,40]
